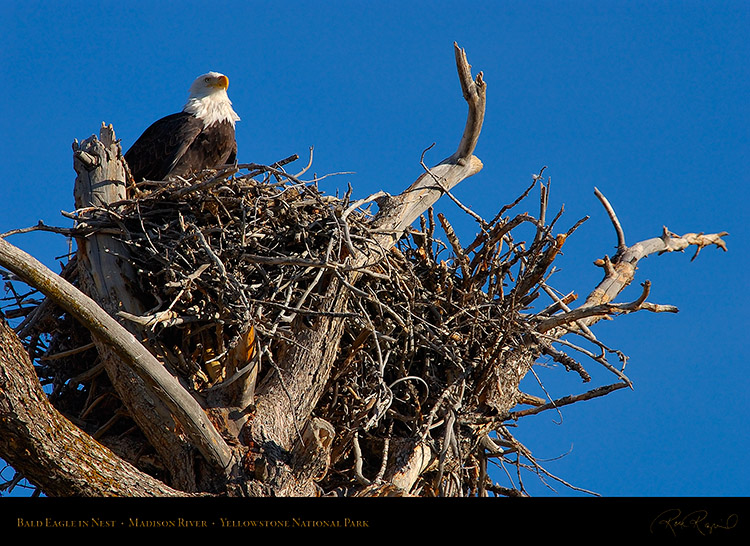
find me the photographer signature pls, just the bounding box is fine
[650,508,738,536]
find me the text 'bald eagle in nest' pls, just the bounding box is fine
[124,72,240,182]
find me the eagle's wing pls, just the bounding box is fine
[124,112,203,182]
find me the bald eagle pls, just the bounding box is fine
[124,72,240,182]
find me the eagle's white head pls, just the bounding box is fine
[182,71,240,128]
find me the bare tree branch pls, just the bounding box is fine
[0,318,186,497]
[0,236,237,475]
[245,43,487,495]
[594,186,626,252]
[509,382,630,419]
[371,42,486,243]
[584,228,727,311]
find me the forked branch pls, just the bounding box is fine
[582,189,728,311]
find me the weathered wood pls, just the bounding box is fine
[583,229,728,310]
[73,124,141,308]
[566,188,728,327]
[0,181,238,483]
[0,317,186,497]
[372,43,486,244]
[74,125,200,488]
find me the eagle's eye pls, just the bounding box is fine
[204,77,211,83]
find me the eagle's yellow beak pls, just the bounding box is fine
[212,75,229,90]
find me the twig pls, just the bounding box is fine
[594,187,626,252]
[508,382,630,419]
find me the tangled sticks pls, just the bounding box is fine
[1,147,727,496]
[17,154,717,495]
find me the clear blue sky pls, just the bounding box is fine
[1,1,747,497]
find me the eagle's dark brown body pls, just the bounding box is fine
[125,112,236,182]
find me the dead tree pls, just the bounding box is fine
[0,44,727,497]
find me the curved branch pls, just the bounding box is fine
[371,42,487,243]
[594,186,626,252]
[452,42,486,161]
[0,236,237,475]
[0,318,186,496]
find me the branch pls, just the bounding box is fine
[534,190,728,387]
[452,42,486,161]
[0,236,237,475]
[581,189,728,312]
[509,382,630,419]
[0,318,186,496]
[594,187,626,252]
[537,281,677,333]
[584,229,728,310]
[371,42,486,243]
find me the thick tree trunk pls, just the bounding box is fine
[73,125,235,490]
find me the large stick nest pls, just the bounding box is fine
[8,159,593,496]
